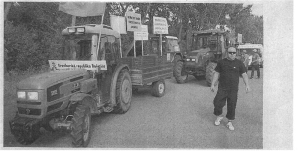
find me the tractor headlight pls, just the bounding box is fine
[186,58,190,61]
[68,28,76,33]
[191,58,196,61]
[28,92,39,100]
[17,91,26,99]
[77,27,85,33]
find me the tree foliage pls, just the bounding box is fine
[4,2,263,72]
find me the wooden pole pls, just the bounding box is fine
[160,34,162,56]
[134,35,136,57]
[142,40,144,56]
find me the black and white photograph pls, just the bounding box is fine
[1,0,293,149]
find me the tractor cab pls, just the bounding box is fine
[62,24,121,64]
[188,29,230,61]
[174,29,231,85]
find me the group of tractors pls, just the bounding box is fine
[9,22,261,147]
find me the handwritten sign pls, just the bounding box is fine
[126,12,141,32]
[153,16,168,34]
[134,25,148,40]
[49,60,107,71]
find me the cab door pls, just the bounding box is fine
[97,35,118,102]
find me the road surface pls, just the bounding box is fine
[3,70,263,149]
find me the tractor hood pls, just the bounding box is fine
[17,69,89,90]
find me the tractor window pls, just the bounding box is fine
[151,40,159,54]
[208,36,217,51]
[194,36,208,50]
[98,35,118,60]
[77,40,92,60]
[167,39,179,52]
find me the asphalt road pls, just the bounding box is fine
[3,70,263,149]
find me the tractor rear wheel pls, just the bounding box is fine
[205,62,217,86]
[114,69,132,114]
[173,61,188,83]
[71,104,91,147]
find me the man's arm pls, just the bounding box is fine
[210,72,220,92]
[241,72,251,93]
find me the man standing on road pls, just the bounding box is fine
[210,47,251,131]
[250,49,260,79]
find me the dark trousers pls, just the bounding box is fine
[251,64,260,78]
[213,88,238,120]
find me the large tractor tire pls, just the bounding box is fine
[205,62,217,86]
[113,69,132,114]
[152,79,166,97]
[71,104,91,147]
[173,61,188,84]
[11,123,40,145]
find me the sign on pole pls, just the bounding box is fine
[153,16,168,34]
[134,25,148,40]
[125,12,141,32]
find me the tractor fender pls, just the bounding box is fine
[171,53,183,62]
[69,93,98,114]
[110,64,130,105]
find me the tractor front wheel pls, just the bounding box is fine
[173,61,188,84]
[71,104,91,147]
[11,125,40,145]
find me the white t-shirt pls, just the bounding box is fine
[248,55,253,65]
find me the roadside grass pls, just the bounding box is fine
[4,66,50,106]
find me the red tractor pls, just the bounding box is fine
[174,29,232,86]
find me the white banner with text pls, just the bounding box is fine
[49,60,107,71]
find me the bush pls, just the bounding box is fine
[4,21,64,71]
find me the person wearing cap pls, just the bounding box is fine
[250,49,260,79]
[210,47,251,131]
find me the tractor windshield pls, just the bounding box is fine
[166,39,180,52]
[192,35,218,51]
[193,36,208,50]
[63,37,92,60]
[207,36,218,51]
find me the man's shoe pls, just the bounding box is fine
[226,122,235,131]
[250,77,253,79]
[214,116,223,126]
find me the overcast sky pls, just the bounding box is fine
[243,3,263,16]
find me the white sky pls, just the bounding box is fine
[243,2,263,16]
